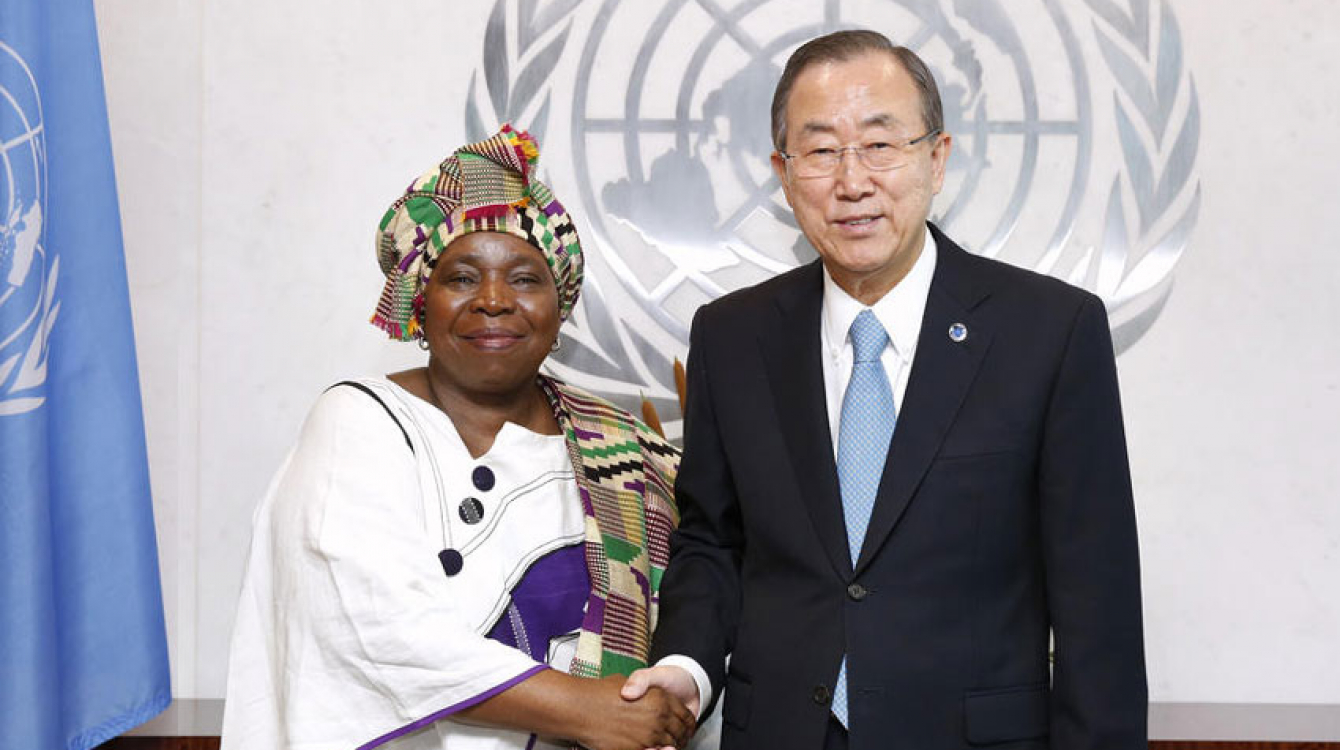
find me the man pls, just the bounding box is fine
[622,29,1147,750]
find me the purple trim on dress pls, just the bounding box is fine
[355,665,548,750]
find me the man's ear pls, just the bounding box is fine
[770,151,794,207]
[929,133,953,195]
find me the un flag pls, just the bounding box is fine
[1,0,172,747]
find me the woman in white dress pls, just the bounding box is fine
[222,125,693,750]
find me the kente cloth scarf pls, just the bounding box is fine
[541,375,680,676]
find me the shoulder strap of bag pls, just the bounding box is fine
[327,380,413,454]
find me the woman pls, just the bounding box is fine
[223,126,692,750]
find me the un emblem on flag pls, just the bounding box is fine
[1,42,59,416]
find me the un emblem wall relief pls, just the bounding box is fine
[465,0,1201,436]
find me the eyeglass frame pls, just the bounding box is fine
[777,128,943,178]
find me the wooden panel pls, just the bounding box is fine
[1152,739,1340,744]
[97,739,220,750]
[98,741,1339,750]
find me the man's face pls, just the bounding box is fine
[771,51,951,303]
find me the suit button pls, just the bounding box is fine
[813,684,831,705]
[847,583,868,601]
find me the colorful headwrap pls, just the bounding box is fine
[371,124,584,341]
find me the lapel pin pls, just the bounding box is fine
[948,322,968,343]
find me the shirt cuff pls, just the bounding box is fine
[655,654,713,720]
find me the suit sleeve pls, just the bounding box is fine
[1039,295,1148,749]
[649,305,745,712]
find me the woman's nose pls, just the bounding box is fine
[472,275,514,313]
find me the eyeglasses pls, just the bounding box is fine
[779,129,942,179]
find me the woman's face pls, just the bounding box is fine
[422,231,560,398]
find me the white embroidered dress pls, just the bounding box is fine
[223,378,589,750]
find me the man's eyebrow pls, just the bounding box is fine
[798,121,836,137]
[796,113,904,137]
[861,113,901,129]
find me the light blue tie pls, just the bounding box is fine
[831,309,897,728]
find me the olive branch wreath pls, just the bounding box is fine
[0,252,60,416]
[466,0,688,426]
[1063,0,1202,353]
[464,0,580,150]
[464,0,1202,426]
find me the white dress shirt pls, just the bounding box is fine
[820,230,937,452]
[660,230,938,714]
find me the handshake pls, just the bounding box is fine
[573,665,702,750]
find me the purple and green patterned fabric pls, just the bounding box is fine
[541,376,679,678]
[372,124,584,341]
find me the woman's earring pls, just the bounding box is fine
[551,337,562,352]
[416,309,430,351]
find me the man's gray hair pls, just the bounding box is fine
[770,29,944,151]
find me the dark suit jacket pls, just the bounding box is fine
[651,224,1147,750]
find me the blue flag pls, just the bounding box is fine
[1,0,172,747]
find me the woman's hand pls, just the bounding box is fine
[569,675,695,750]
[454,670,694,749]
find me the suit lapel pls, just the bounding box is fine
[759,262,852,578]
[854,227,995,575]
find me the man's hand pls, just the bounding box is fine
[621,665,702,750]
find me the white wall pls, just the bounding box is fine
[96,0,1340,705]
[1118,1,1340,703]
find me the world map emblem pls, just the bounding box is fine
[1,40,58,417]
[467,0,1201,436]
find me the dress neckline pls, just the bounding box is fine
[378,376,567,461]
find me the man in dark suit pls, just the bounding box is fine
[622,30,1146,750]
